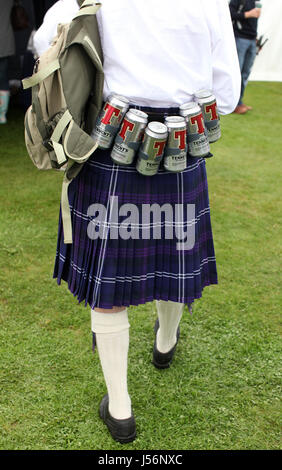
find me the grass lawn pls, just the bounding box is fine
[0,82,281,450]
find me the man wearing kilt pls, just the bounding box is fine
[52,0,241,442]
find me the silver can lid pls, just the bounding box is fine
[180,102,201,117]
[127,108,148,123]
[147,121,168,138]
[194,89,213,99]
[165,115,186,128]
[195,89,216,105]
[108,94,130,108]
[198,95,216,105]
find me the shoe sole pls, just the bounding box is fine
[152,358,171,369]
[99,402,137,444]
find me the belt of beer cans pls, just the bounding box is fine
[91,91,221,176]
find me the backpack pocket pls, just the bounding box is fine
[24,106,53,170]
[63,120,98,163]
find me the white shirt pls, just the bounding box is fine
[97,0,241,114]
[33,0,79,57]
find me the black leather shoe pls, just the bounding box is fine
[99,394,137,443]
[152,319,180,369]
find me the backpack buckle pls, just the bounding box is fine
[33,58,40,74]
[43,139,54,151]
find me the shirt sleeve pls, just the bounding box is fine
[209,0,241,114]
[229,0,245,21]
[33,4,62,57]
[33,2,79,57]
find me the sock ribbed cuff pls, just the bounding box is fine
[156,300,184,316]
[91,308,130,334]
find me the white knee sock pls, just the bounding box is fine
[91,309,131,420]
[156,300,184,353]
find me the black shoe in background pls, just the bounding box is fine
[152,319,180,369]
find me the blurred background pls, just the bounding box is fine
[6,0,282,114]
[248,0,282,81]
[7,0,58,111]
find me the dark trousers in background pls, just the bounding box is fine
[0,57,10,91]
[33,0,58,28]
[19,51,35,112]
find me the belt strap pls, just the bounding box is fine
[144,112,167,123]
[130,107,180,123]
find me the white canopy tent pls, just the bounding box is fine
[250,0,282,81]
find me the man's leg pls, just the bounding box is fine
[91,306,132,420]
[156,300,184,353]
[241,39,257,106]
[235,37,250,106]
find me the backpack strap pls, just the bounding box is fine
[59,123,98,244]
[73,1,102,19]
[22,59,60,89]
[61,169,74,244]
[50,110,73,165]
[60,162,90,245]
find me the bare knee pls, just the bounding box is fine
[94,306,127,313]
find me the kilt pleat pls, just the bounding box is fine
[53,109,218,309]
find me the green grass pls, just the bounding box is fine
[0,82,281,450]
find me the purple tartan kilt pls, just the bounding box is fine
[53,117,218,309]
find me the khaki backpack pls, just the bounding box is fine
[22,0,104,244]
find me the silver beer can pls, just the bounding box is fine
[179,102,210,157]
[195,90,221,143]
[92,94,130,149]
[136,121,168,176]
[111,109,148,165]
[163,116,187,173]
[194,89,213,100]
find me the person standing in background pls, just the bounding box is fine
[0,0,15,124]
[230,0,261,114]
